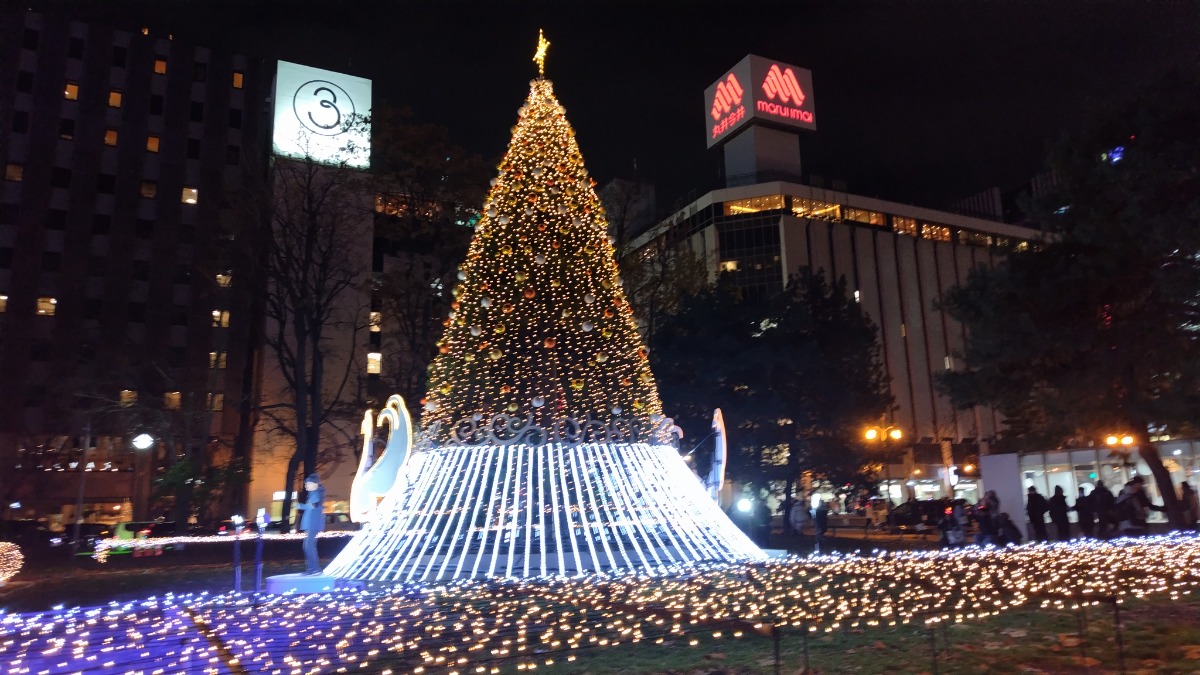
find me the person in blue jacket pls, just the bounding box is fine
[297,473,325,575]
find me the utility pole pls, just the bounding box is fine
[70,419,92,558]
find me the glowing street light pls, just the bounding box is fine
[131,433,154,450]
[864,426,905,521]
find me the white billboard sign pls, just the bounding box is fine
[273,60,372,168]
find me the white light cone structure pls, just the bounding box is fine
[325,436,765,582]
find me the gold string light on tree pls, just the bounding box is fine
[422,30,662,438]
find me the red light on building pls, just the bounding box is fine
[704,55,817,148]
[761,64,805,106]
[710,74,744,120]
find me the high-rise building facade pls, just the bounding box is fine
[0,9,270,523]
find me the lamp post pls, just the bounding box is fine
[1106,433,1137,482]
[69,419,93,558]
[865,426,904,524]
[131,433,154,521]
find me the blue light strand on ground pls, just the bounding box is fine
[4,534,1199,674]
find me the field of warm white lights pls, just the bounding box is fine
[3,534,1200,674]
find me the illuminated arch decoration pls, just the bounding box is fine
[325,35,764,582]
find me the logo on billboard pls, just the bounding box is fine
[757,62,814,124]
[293,80,356,136]
[761,64,805,106]
[710,74,744,120]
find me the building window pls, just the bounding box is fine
[68,37,84,59]
[59,119,76,140]
[12,111,29,133]
[164,391,181,410]
[92,214,112,234]
[22,28,39,50]
[723,194,785,216]
[97,174,116,194]
[845,208,886,226]
[190,101,204,122]
[367,352,382,375]
[216,272,232,288]
[369,311,382,332]
[920,222,952,242]
[792,197,841,221]
[211,310,230,327]
[720,260,739,272]
[36,297,57,316]
[958,230,993,247]
[112,46,127,67]
[209,351,227,369]
[16,72,34,94]
[149,94,164,115]
[42,253,61,272]
[893,216,919,237]
[146,135,160,153]
[228,109,242,129]
[104,129,119,146]
[119,389,137,407]
[206,392,224,412]
[232,71,244,89]
[187,138,201,160]
[181,187,198,205]
[64,82,79,100]
[108,89,122,108]
[4,164,23,182]
[0,295,7,313]
[192,63,207,82]
[140,181,157,198]
[153,58,167,75]
[51,168,71,188]
[226,145,241,165]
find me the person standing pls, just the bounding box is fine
[1181,482,1200,529]
[297,473,326,575]
[1025,486,1049,541]
[814,500,830,552]
[1074,486,1095,538]
[1047,486,1071,541]
[1093,480,1115,538]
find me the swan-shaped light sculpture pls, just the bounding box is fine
[705,408,727,501]
[349,395,413,523]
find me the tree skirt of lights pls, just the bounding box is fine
[0,541,22,583]
[325,442,765,582]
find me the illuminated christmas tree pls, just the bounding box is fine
[421,35,661,439]
[326,34,763,582]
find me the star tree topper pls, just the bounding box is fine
[533,29,550,77]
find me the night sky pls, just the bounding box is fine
[45,1,1200,211]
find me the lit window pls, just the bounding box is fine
[0,295,7,313]
[853,290,861,304]
[163,391,181,410]
[720,260,739,272]
[206,393,224,412]
[215,272,232,288]
[36,297,57,316]
[369,311,382,332]
[153,58,167,75]
[211,310,230,327]
[146,135,160,153]
[367,352,382,375]
[723,194,785,215]
[792,197,841,221]
[232,71,244,89]
[209,351,227,369]
[181,187,198,205]
[64,82,79,100]
[140,181,157,198]
[4,164,22,182]
[104,129,118,146]
[108,90,122,108]
[845,208,885,226]
[893,216,918,237]
[920,223,951,242]
[119,389,137,407]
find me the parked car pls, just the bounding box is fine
[887,500,947,532]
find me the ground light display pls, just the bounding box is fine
[4,535,1200,673]
[322,34,763,582]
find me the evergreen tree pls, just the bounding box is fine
[939,69,1200,528]
[421,59,661,438]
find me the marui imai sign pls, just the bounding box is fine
[273,60,372,168]
[704,55,816,148]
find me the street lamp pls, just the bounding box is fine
[1106,432,1137,482]
[864,426,905,521]
[130,433,154,520]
